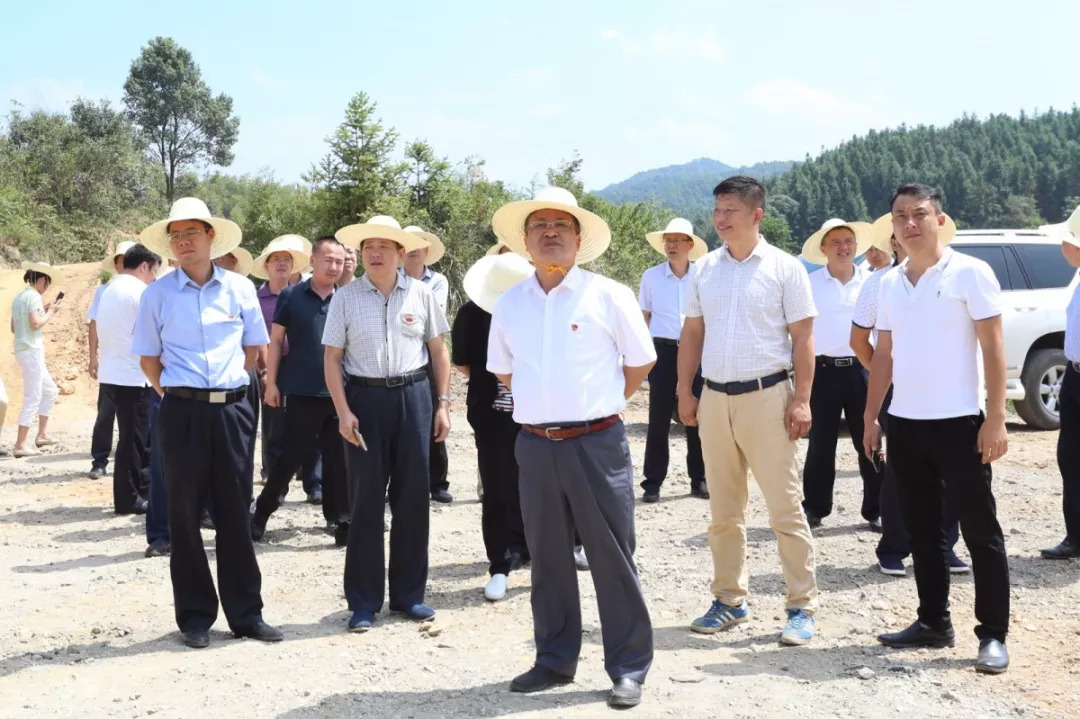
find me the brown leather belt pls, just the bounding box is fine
[521,414,620,441]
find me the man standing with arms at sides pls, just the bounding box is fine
[488,187,656,709]
[339,243,357,286]
[1042,205,1080,560]
[403,225,453,504]
[133,198,281,650]
[253,237,350,545]
[851,218,966,577]
[86,241,136,480]
[323,215,451,633]
[800,219,882,530]
[96,244,160,515]
[679,176,820,646]
[638,217,709,503]
[864,183,1010,674]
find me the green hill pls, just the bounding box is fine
[594,157,794,210]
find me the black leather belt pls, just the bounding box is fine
[817,356,857,368]
[705,370,790,396]
[348,369,428,388]
[165,387,247,404]
[653,338,679,347]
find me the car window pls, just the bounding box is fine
[1012,244,1078,290]
[952,245,1012,290]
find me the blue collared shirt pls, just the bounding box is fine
[1068,284,1080,363]
[133,265,269,389]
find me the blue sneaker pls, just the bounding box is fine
[348,610,375,632]
[690,600,749,634]
[779,609,815,645]
[391,603,436,622]
[878,555,906,577]
[948,551,970,574]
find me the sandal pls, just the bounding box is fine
[12,447,40,458]
[34,437,58,448]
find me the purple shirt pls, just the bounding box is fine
[258,282,289,356]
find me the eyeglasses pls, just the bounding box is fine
[168,229,205,242]
[527,220,576,233]
[663,238,692,245]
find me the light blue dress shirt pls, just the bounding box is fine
[1067,284,1080,363]
[133,265,269,389]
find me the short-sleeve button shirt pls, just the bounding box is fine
[638,261,697,340]
[132,265,269,390]
[11,286,45,354]
[684,237,817,383]
[322,272,449,378]
[87,282,108,323]
[808,264,868,357]
[851,263,897,346]
[487,266,657,425]
[877,248,1001,420]
[273,279,336,397]
[97,274,149,387]
[1067,283,1080,363]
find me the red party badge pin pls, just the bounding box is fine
[403,314,417,324]
[571,323,579,331]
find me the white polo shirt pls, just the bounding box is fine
[638,260,697,341]
[851,263,896,347]
[487,265,656,425]
[808,264,868,357]
[96,274,149,387]
[87,282,109,323]
[684,238,817,383]
[877,248,1001,420]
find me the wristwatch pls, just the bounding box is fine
[437,394,452,407]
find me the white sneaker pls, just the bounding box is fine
[574,545,590,571]
[484,573,508,601]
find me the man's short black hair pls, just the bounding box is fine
[122,243,161,270]
[713,175,767,211]
[312,235,343,255]
[890,183,943,213]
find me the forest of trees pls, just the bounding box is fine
[3,36,1080,302]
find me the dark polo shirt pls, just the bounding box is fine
[273,279,335,397]
[450,300,499,413]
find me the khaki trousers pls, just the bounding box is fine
[698,381,818,611]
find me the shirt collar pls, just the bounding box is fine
[719,235,769,263]
[399,266,433,282]
[526,264,583,295]
[360,271,407,294]
[663,260,694,278]
[822,263,867,283]
[175,264,224,289]
[301,278,335,299]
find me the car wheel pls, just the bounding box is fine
[1014,348,1066,430]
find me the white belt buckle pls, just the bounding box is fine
[208,391,227,404]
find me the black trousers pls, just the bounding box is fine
[103,384,151,514]
[1057,364,1080,543]
[343,378,432,613]
[516,423,653,683]
[255,395,348,525]
[642,341,704,492]
[469,406,529,576]
[427,359,449,494]
[876,387,961,560]
[803,360,882,521]
[888,412,1010,642]
[160,392,263,634]
[90,384,116,470]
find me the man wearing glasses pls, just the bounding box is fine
[638,218,709,503]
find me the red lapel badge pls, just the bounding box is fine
[571,323,579,331]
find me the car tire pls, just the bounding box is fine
[1014,348,1067,430]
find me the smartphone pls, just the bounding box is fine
[871,450,884,473]
[352,427,368,451]
[55,291,65,302]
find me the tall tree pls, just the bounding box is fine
[123,36,240,202]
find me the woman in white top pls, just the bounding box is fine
[10,262,62,457]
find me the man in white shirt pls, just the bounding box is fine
[864,183,1010,674]
[97,244,161,515]
[638,218,708,502]
[488,187,656,709]
[679,175,819,646]
[801,219,883,531]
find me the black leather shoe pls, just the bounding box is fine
[133,497,148,515]
[878,620,955,648]
[975,638,1009,674]
[182,630,209,649]
[868,517,883,533]
[1041,539,1080,559]
[431,490,453,504]
[233,621,283,642]
[642,491,660,503]
[334,521,350,547]
[805,513,822,529]
[144,539,170,558]
[690,481,710,499]
[509,665,574,693]
[200,511,215,531]
[88,466,105,480]
[608,677,642,708]
[251,514,268,542]
[307,487,323,505]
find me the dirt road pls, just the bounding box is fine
[0,265,1077,718]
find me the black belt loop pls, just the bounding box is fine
[347,369,428,389]
[704,369,790,396]
[164,387,247,404]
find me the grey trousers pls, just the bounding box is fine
[515,422,653,683]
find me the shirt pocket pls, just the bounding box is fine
[566,319,610,366]
[399,311,426,339]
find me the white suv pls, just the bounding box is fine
[950,230,1078,430]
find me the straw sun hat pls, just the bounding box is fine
[463,252,535,314]
[335,215,429,253]
[139,197,242,261]
[645,217,708,261]
[491,187,611,264]
[403,226,445,265]
[250,235,311,280]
